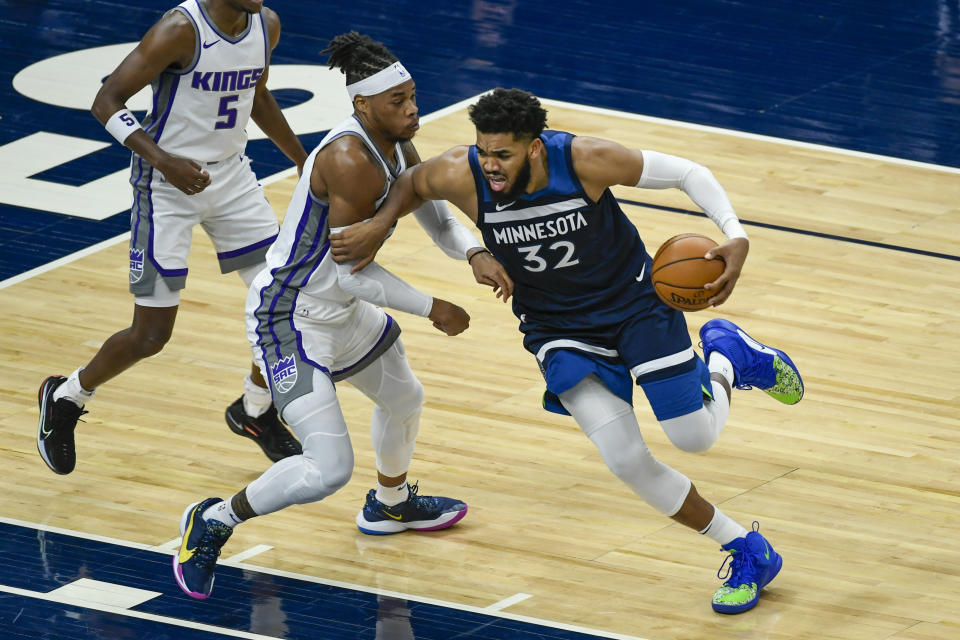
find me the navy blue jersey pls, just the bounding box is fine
[469,130,650,330]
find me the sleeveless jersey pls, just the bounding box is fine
[258,116,405,316]
[140,0,268,162]
[469,130,649,330]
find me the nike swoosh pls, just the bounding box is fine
[178,508,199,563]
[382,511,404,521]
[738,329,778,356]
[635,262,646,282]
[494,201,515,211]
[763,542,770,561]
[202,40,220,49]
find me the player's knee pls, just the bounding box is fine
[385,377,424,419]
[131,329,172,358]
[300,448,353,500]
[660,417,717,453]
[600,435,649,480]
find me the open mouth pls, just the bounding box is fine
[486,173,507,192]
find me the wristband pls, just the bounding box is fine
[467,248,491,264]
[105,108,142,145]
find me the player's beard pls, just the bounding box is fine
[492,156,531,204]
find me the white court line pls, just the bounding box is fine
[484,592,533,611]
[0,514,652,640]
[224,544,273,563]
[0,583,280,639]
[150,537,182,553]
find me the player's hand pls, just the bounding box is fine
[329,219,391,273]
[428,298,470,336]
[157,155,211,195]
[704,236,749,307]
[469,250,513,303]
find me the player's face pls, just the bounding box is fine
[475,132,534,203]
[366,81,420,143]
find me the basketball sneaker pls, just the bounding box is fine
[225,397,302,462]
[356,482,468,535]
[37,376,87,475]
[173,498,233,599]
[712,522,782,614]
[699,318,804,404]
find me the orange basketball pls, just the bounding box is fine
[650,233,724,311]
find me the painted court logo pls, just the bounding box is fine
[272,355,298,393]
[129,248,144,283]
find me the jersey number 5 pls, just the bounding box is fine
[517,241,580,272]
[215,95,239,130]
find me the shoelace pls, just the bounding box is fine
[716,548,758,588]
[192,523,232,569]
[53,400,88,431]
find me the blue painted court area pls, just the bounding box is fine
[1,0,958,282]
[0,520,626,639]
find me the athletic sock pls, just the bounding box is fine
[376,482,410,506]
[242,373,272,418]
[700,506,748,546]
[53,368,95,407]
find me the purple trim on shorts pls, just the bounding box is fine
[216,235,277,260]
[331,315,395,379]
[131,156,145,240]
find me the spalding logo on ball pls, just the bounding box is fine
[651,233,724,311]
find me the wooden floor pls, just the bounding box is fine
[1,103,959,640]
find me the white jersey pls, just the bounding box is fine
[140,0,268,162]
[256,115,407,316]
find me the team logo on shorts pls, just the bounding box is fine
[129,248,144,283]
[272,355,298,393]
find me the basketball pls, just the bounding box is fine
[650,233,724,311]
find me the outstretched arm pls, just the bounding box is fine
[573,137,749,306]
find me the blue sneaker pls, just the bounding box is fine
[173,498,232,599]
[356,482,468,535]
[699,318,803,404]
[712,522,783,614]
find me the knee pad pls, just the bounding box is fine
[660,408,719,453]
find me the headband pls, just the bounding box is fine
[347,61,411,99]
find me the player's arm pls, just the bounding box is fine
[91,10,212,195]
[316,141,469,336]
[399,143,512,301]
[573,136,748,306]
[250,8,308,174]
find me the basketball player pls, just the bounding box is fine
[328,88,805,614]
[173,33,511,600]
[36,0,309,474]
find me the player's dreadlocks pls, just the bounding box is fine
[468,88,548,141]
[322,31,398,84]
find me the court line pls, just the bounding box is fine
[0,582,279,639]
[0,515,652,640]
[618,198,960,262]
[484,592,534,612]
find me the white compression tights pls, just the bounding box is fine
[658,376,731,454]
[244,340,423,516]
[558,375,692,516]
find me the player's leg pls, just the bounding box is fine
[558,374,781,614]
[174,368,354,599]
[347,339,467,535]
[201,157,300,461]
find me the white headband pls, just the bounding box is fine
[347,61,411,99]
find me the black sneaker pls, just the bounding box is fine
[224,396,301,462]
[37,376,87,475]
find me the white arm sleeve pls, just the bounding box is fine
[412,199,481,259]
[334,259,433,318]
[635,150,748,239]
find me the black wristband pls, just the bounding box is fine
[467,248,491,264]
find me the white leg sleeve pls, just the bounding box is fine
[244,369,354,516]
[659,380,730,453]
[347,340,424,478]
[558,375,691,516]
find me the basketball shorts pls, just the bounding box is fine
[245,280,401,415]
[127,152,279,296]
[524,297,711,422]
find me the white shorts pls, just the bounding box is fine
[128,152,279,295]
[245,277,401,413]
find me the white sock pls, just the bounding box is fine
[242,374,272,418]
[708,352,735,388]
[53,368,95,407]
[202,499,243,529]
[376,482,409,506]
[699,506,748,546]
